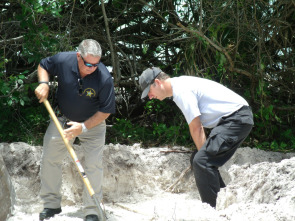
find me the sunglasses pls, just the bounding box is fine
[81,55,100,68]
[78,78,83,95]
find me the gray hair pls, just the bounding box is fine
[78,39,102,57]
[156,72,170,80]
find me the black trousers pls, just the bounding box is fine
[192,106,254,208]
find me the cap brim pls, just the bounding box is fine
[141,84,151,99]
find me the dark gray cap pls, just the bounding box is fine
[139,67,162,99]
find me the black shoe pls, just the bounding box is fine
[85,214,99,221]
[39,208,62,220]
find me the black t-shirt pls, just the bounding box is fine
[40,51,115,122]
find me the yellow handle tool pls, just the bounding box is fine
[43,99,106,221]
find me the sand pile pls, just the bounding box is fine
[1,142,295,221]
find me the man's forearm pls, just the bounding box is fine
[37,64,50,82]
[191,127,206,150]
[84,111,110,130]
[35,64,50,103]
[189,117,207,150]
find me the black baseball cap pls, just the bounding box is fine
[139,67,162,99]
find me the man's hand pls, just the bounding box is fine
[63,121,82,140]
[35,83,49,103]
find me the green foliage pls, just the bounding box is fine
[18,1,64,64]
[110,118,152,144]
[255,138,295,152]
[21,0,65,17]
[1,0,294,153]
[110,117,191,147]
[0,0,70,145]
[152,122,191,145]
[0,60,31,107]
[253,104,295,152]
[144,99,169,116]
[109,99,192,147]
[0,104,48,145]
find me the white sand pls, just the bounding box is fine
[1,142,295,221]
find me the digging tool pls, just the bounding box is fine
[43,99,106,221]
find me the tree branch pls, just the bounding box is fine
[100,0,121,83]
[177,22,253,79]
[0,36,23,44]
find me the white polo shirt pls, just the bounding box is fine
[170,76,248,128]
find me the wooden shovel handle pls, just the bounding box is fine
[43,99,95,196]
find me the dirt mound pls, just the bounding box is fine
[0,153,14,220]
[1,142,295,220]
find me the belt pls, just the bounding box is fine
[223,105,251,119]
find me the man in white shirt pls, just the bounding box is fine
[139,67,253,208]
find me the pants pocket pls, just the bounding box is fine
[205,132,238,156]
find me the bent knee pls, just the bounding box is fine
[192,155,207,171]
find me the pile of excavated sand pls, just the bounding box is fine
[1,142,295,221]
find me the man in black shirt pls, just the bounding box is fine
[35,39,115,221]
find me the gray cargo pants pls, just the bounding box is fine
[192,106,254,208]
[40,117,106,216]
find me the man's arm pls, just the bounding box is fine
[35,64,50,103]
[64,111,110,140]
[84,111,110,129]
[189,116,207,150]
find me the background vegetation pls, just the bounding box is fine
[1,0,294,151]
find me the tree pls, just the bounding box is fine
[0,0,294,150]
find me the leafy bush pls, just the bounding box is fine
[108,99,193,148]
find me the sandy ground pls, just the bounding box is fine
[1,142,295,221]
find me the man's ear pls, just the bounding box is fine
[154,78,161,85]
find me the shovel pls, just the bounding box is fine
[43,99,106,221]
